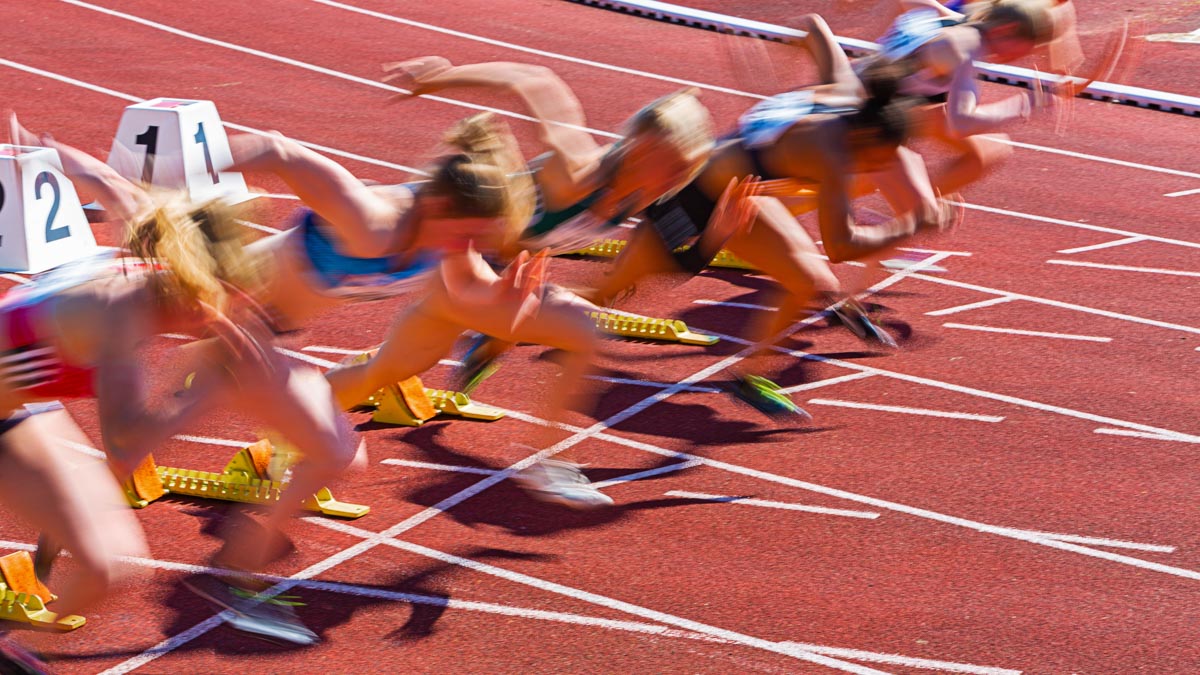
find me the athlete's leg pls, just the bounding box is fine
[913,105,1013,195]
[586,223,682,306]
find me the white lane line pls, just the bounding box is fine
[302,345,372,355]
[381,458,499,475]
[1055,236,1147,255]
[318,0,1200,184]
[1,273,30,284]
[591,460,701,489]
[925,296,1015,317]
[59,439,106,459]
[665,491,881,519]
[256,192,300,200]
[942,322,1112,343]
[1094,428,1200,444]
[1047,259,1200,278]
[693,299,778,311]
[0,58,425,176]
[807,399,1006,423]
[308,0,766,100]
[173,434,251,448]
[778,642,1020,675]
[777,372,876,395]
[954,201,1200,251]
[56,0,620,140]
[235,218,282,234]
[1165,188,1200,198]
[309,520,891,674]
[588,374,721,394]
[495,407,1200,581]
[910,273,1200,337]
[1002,530,1176,554]
[274,347,338,368]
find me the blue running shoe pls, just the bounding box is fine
[731,374,811,421]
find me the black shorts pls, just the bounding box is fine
[643,183,723,275]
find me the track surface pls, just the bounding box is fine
[1,1,1198,673]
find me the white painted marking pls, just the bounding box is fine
[381,458,499,475]
[1055,236,1146,254]
[588,374,721,394]
[666,491,881,519]
[590,460,701,489]
[807,398,1005,422]
[925,296,1015,317]
[778,642,1021,675]
[1094,428,1200,444]
[274,347,337,368]
[158,333,193,341]
[1047,259,1200,278]
[173,434,252,448]
[256,193,300,200]
[777,372,875,395]
[310,520,892,674]
[910,273,1200,337]
[693,299,778,311]
[302,345,372,356]
[1,273,30,284]
[1165,188,1200,198]
[59,439,106,459]
[896,247,972,257]
[235,218,281,234]
[954,201,1200,251]
[1003,530,1176,554]
[942,322,1112,343]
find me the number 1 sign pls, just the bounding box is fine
[106,98,252,204]
[0,145,98,273]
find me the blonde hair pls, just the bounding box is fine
[968,0,1056,45]
[124,193,263,311]
[426,113,536,252]
[623,88,715,192]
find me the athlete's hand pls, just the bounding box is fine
[709,176,762,243]
[382,57,454,100]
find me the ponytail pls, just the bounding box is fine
[845,59,914,147]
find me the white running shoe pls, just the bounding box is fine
[513,459,614,510]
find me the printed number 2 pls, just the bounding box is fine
[194,122,220,185]
[35,172,70,243]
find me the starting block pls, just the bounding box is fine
[590,311,719,346]
[0,551,85,631]
[122,440,369,519]
[360,374,505,426]
[107,98,252,204]
[561,238,758,271]
[0,145,99,273]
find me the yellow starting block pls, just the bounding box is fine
[0,551,85,631]
[122,440,369,519]
[589,311,719,346]
[561,238,758,271]
[361,375,505,427]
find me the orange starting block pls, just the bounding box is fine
[0,551,85,631]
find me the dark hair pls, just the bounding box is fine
[971,0,1055,45]
[844,60,915,147]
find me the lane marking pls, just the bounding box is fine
[1,273,30,285]
[1093,428,1200,444]
[274,347,337,368]
[925,296,1015,317]
[954,201,1200,251]
[942,322,1112,343]
[173,434,251,448]
[693,299,778,312]
[807,399,1006,422]
[256,192,300,200]
[1001,530,1176,554]
[665,491,881,519]
[1047,259,1200,278]
[777,372,876,395]
[235,218,281,234]
[315,0,1200,181]
[308,520,892,674]
[381,458,499,475]
[1055,236,1147,255]
[777,642,1021,675]
[1165,188,1200,198]
[910,273,1200,337]
[590,460,701,489]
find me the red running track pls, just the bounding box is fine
[0,1,1198,673]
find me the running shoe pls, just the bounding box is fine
[184,574,318,646]
[826,298,898,349]
[512,459,614,510]
[456,333,502,395]
[33,534,60,582]
[730,374,811,421]
[0,633,52,675]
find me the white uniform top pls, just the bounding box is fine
[874,9,963,98]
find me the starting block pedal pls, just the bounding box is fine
[0,551,85,631]
[0,145,99,273]
[589,311,719,346]
[356,371,505,426]
[121,441,369,519]
[107,98,253,204]
[560,238,757,271]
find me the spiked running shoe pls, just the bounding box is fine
[731,374,811,421]
[513,459,614,510]
[184,574,318,646]
[456,333,502,394]
[826,299,898,349]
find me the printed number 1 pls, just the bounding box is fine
[35,172,70,243]
[194,122,220,185]
[135,125,159,184]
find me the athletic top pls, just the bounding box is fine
[518,168,629,254]
[873,8,966,97]
[295,208,438,301]
[736,90,858,151]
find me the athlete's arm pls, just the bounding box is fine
[897,0,963,20]
[941,42,1031,137]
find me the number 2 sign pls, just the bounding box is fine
[0,145,98,273]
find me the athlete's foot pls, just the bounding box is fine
[825,297,898,349]
[0,632,53,675]
[32,534,61,582]
[513,459,614,510]
[456,333,503,394]
[184,574,318,646]
[729,373,811,421]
